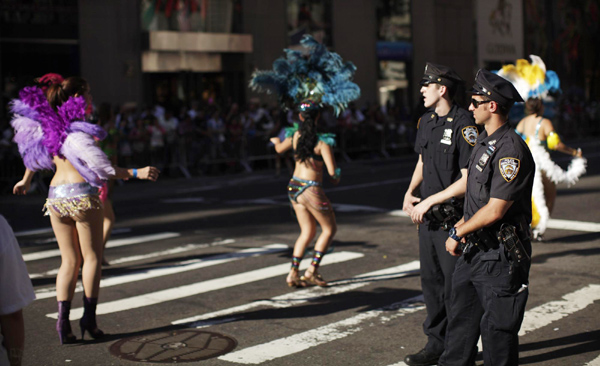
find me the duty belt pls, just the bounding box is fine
[461,222,531,267]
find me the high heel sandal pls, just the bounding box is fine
[79,296,105,340]
[286,268,303,288]
[57,301,77,345]
[300,272,327,287]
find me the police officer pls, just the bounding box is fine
[439,69,535,366]
[403,63,478,366]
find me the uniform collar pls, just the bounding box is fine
[432,103,458,127]
[478,122,510,146]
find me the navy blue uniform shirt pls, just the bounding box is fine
[414,104,478,199]
[464,122,535,224]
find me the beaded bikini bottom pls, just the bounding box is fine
[287,176,332,212]
[44,182,102,217]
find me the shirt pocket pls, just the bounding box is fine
[475,171,491,204]
[435,142,457,171]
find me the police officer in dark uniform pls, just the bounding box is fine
[439,69,535,366]
[403,63,478,366]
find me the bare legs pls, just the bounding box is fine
[101,199,115,266]
[50,207,104,342]
[288,192,337,286]
[541,172,557,215]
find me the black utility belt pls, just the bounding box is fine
[462,223,530,267]
[423,198,464,231]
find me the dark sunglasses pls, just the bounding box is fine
[471,98,492,108]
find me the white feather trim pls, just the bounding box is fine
[528,138,586,235]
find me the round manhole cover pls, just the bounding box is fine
[109,329,237,363]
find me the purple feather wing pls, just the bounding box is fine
[60,132,115,187]
[10,115,54,171]
[70,122,108,140]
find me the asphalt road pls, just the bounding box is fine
[2,140,599,366]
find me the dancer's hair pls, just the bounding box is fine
[525,97,544,116]
[46,77,89,110]
[295,108,321,163]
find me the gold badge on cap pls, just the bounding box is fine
[499,158,520,182]
[462,126,478,146]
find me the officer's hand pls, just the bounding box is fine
[445,237,462,256]
[410,198,431,224]
[403,193,421,215]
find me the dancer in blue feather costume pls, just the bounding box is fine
[255,36,359,288]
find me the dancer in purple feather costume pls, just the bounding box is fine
[11,77,160,345]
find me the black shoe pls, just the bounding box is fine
[404,348,441,366]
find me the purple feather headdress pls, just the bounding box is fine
[10,86,114,186]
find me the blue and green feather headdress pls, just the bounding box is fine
[249,35,361,116]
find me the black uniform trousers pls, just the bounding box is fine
[418,223,458,355]
[438,242,531,366]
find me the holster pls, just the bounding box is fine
[461,222,531,268]
[498,223,531,267]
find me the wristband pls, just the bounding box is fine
[132,168,138,179]
[449,227,462,242]
[332,167,341,180]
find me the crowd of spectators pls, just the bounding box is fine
[1,92,599,193]
[83,98,417,177]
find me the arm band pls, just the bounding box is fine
[546,131,561,151]
[132,168,138,178]
[332,167,341,180]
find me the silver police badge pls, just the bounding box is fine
[499,158,520,182]
[462,126,478,146]
[441,128,453,145]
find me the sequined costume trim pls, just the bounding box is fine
[287,176,332,211]
[44,182,102,217]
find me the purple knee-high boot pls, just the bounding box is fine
[79,296,104,340]
[57,301,77,344]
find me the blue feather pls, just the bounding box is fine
[250,34,360,113]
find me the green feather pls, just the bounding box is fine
[318,133,337,147]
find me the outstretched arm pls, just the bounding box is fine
[112,166,160,181]
[270,136,293,154]
[13,169,35,195]
[542,119,582,157]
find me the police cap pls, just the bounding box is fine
[419,62,464,87]
[470,69,524,108]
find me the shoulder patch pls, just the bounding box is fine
[461,126,478,146]
[499,157,520,182]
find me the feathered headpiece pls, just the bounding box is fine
[494,55,560,101]
[10,86,114,187]
[249,35,360,116]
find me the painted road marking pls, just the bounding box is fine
[219,295,425,364]
[519,284,600,336]
[546,219,600,233]
[172,260,421,327]
[29,238,235,279]
[22,232,180,262]
[46,251,364,319]
[36,243,284,300]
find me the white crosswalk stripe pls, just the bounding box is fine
[22,225,599,365]
[172,260,421,327]
[46,251,364,319]
[36,243,288,300]
[22,232,180,262]
[219,295,425,364]
[28,238,235,279]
